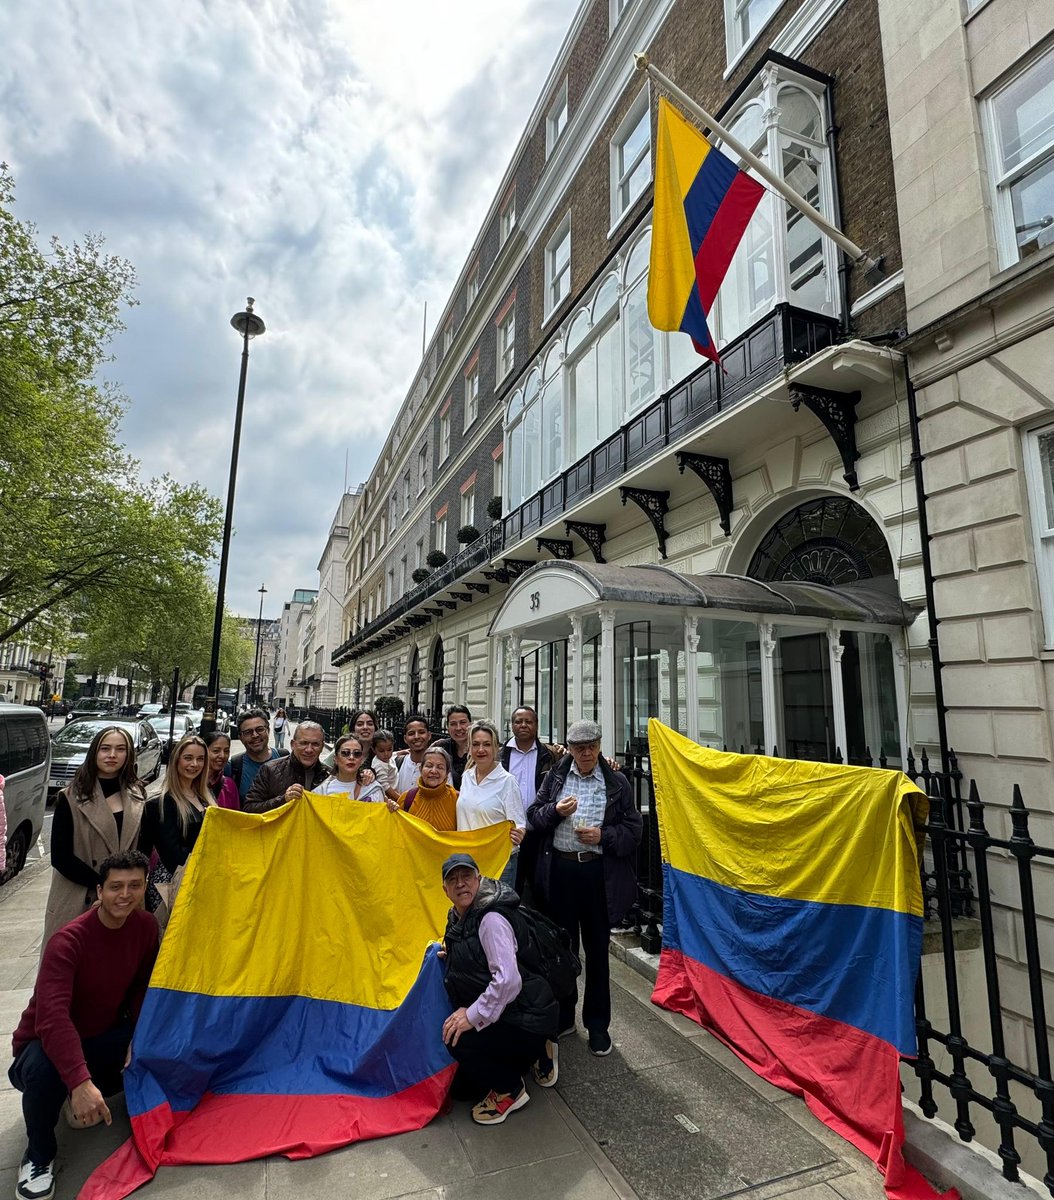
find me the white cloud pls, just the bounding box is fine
[0,0,571,618]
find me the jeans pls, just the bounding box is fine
[274,725,286,749]
[498,849,519,891]
[9,1025,131,1164]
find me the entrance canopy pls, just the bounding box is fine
[489,562,918,765]
[488,562,917,637]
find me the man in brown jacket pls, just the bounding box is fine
[242,722,330,813]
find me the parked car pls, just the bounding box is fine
[137,703,164,720]
[0,703,50,884]
[64,697,116,725]
[48,718,162,798]
[147,713,195,761]
[185,708,206,732]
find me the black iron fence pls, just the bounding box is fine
[617,741,1054,1192]
[290,706,446,745]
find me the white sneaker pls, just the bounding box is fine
[16,1159,55,1200]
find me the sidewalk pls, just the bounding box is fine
[0,856,903,1200]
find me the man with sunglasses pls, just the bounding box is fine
[243,722,330,814]
[226,709,289,804]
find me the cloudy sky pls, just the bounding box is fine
[0,0,571,620]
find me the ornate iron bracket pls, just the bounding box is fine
[484,568,511,584]
[503,558,533,579]
[564,520,607,563]
[450,592,473,603]
[677,452,733,537]
[406,614,430,628]
[466,581,490,595]
[620,487,671,559]
[789,384,861,491]
[536,537,574,560]
[424,607,444,617]
[435,599,457,610]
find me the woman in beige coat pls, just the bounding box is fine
[42,724,147,947]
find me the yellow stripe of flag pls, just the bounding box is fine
[151,793,513,1008]
[649,721,926,916]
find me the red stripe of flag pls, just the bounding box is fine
[694,171,765,312]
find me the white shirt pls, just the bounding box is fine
[456,763,526,832]
[316,777,386,802]
[395,752,427,794]
[504,737,539,808]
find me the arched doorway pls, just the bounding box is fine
[408,647,421,713]
[429,639,445,721]
[746,496,899,764]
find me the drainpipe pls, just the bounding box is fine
[904,365,951,776]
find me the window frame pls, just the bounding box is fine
[609,0,632,33]
[609,86,652,231]
[724,0,782,70]
[546,80,569,158]
[499,189,517,247]
[439,407,451,463]
[466,260,479,307]
[1024,421,1054,648]
[464,360,480,430]
[982,43,1054,269]
[497,303,516,380]
[544,215,572,319]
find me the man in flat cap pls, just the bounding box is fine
[527,720,642,1057]
[439,853,558,1125]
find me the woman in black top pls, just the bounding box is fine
[143,734,215,873]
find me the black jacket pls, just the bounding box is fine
[242,754,330,813]
[444,879,558,1038]
[499,741,556,807]
[527,755,642,925]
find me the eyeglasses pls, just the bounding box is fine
[242,728,268,737]
[337,748,363,758]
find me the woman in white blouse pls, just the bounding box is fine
[456,719,526,888]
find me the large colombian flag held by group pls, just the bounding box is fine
[81,794,513,1200]
[648,721,956,1200]
[647,95,765,363]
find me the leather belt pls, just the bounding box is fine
[556,849,601,863]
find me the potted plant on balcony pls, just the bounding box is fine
[486,495,502,522]
[411,567,430,584]
[426,549,448,568]
[374,695,404,726]
[456,524,480,544]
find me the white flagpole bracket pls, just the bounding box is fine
[635,53,883,278]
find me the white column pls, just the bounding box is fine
[569,614,584,723]
[827,625,848,762]
[894,642,910,764]
[508,634,522,709]
[684,616,700,743]
[493,636,506,725]
[600,607,617,757]
[759,622,778,755]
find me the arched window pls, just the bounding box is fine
[409,646,420,713]
[566,310,591,356]
[716,67,837,345]
[592,275,618,321]
[624,229,651,286]
[747,497,894,584]
[430,639,445,719]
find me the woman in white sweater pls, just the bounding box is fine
[456,719,526,888]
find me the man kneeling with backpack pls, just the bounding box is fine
[440,852,577,1125]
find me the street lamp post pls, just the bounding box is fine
[252,583,267,705]
[200,298,266,737]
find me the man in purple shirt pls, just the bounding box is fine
[440,853,558,1125]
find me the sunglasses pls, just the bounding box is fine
[337,748,363,758]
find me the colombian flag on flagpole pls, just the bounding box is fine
[81,794,513,1200]
[648,721,957,1200]
[648,95,765,363]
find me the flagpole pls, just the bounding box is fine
[635,54,882,275]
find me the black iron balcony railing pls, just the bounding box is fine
[502,303,838,546]
[332,525,503,665]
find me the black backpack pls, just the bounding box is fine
[514,904,581,1000]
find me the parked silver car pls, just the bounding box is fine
[48,718,163,798]
[147,713,195,761]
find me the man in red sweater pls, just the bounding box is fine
[9,850,158,1200]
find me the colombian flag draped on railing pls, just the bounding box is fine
[647,95,764,364]
[81,794,512,1200]
[648,721,956,1200]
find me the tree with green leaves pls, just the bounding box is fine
[0,162,224,643]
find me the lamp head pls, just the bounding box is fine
[231,297,266,339]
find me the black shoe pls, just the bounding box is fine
[557,1024,576,1039]
[588,1029,612,1056]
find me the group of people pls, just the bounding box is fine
[9,701,643,1198]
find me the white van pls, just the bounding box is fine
[0,703,50,884]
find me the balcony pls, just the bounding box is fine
[332,525,503,665]
[503,303,838,545]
